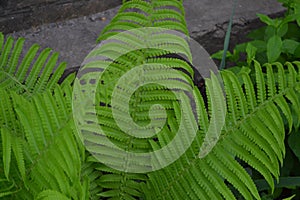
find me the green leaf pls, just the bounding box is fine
[267,35,282,62]
[257,14,275,26]
[294,45,300,58]
[220,0,237,70]
[0,188,20,198]
[247,27,266,40]
[1,127,11,180]
[227,66,251,76]
[249,40,267,53]
[199,72,226,158]
[285,23,300,41]
[288,132,300,162]
[283,194,296,200]
[36,190,71,200]
[211,50,232,60]
[265,26,277,40]
[255,177,300,191]
[282,39,300,54]
[246,43,257,65]
[11,136,26,182]
[294,3,300,26]
[280,13,300,25]
[277,23,288,37]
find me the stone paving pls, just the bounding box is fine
[6,0,285,69]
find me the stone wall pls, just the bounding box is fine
[0,0,121,33]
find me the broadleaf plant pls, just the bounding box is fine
[0,0,300,199]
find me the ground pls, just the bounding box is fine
[5,0,285,70]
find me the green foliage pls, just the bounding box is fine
[212,0,300,198]
[143,60,300,200]
[81,1,194,199]
[98,0,188,42]
[212,1,300,67]
[80,0,300,199]
[0,34,89,199]
[0,33,66,98]
[288,131,300,161]
[0,0,300,199]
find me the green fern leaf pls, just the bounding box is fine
[119,0,151,14]
[0,89,26,184]
[6,85,85,198]
[254,60,267,103]
[0,33,66,98]
[76,0,300,199]
[1,127,11,180]
[151,9,186,24]
[36,190,70,200]
[152,0,185,15]
[111,12,149,26]
[144,61,299,199]
[11,136,26,182]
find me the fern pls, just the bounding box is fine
[0,83,89,199]
[74,1,197,199]
[142,61,300,200]
[74,0,300,199]
[98,0,188,42]
[0,32,66,98]
[0,32,75,198]
[0,89,27,189]
[80,157,103,199]
[1,0,300,199]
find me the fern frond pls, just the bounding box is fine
[80,1,200,199]
[151,9,185,23]
[4,85,86,199]
[144,61,300,199]
[79,1,300,199]
[119,0,151,14]
[241,72,257,111]
[81,158,103,199]
[77,35,196,200]
[254,60,267,103]
[1,127,11,180]
[98,0,188,42]
[111,12,149,26]
[0,33,66,98]
[154,20,188,35]
[0,89,26,184]
[11,136,26,182]
[36,190,70,200]
[152,0,185,15]
[146,57,194,77]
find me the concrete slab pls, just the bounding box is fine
[0,0,122,34]
[7,0,285,69]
